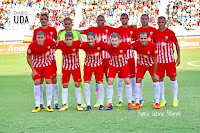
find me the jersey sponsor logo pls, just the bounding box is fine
[72,53,76,56]
[28,49,31,54]
[143,55,148,58]
[165,36,168,39]
[148,37,151,41]
[119,54,123,58]
[127,38,131,42]
[95,52,99,56]
[162,42,166,46]
[103,35,107,39]
[46,51,49,55]
[120,50,123,53]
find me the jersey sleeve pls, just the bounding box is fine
[171,31,178,43]
[27,43,33,55]
[57,32,61,41]
[54,28,58,40]
[55,41,63,49]
[83,27,92,34]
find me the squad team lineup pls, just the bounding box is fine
[27,12,180,112]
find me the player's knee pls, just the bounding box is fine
[136,78,142,83]
[170,77,176,81]
[108,80,113,85]
[75,82,80,87]
[159,77,164,82]
[63,83,68,88]
[52,77,57,84]
[97,81,103,84]
[34,79,41,85]
[84,81,90,84]
[45,79,52,84]
[124,78,131,85]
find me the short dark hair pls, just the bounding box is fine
[158,16,166,21]
[87,32,95,38]
[40,13,49,20]
[111,32,120,39]
[37,30,45,36]
[65,32,73,38]
[141,14,149,20]
[64,17,72,23]
[139,32,148,38]
[97,15,105,20]
[121,13,129,18]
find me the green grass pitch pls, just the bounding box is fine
[0,49,200,132]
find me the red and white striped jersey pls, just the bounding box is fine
[56,40,81,70]
[131,41,157,67]
[33,26,57,61]
[83,26,114,59]
[27,39,56,68]
[114,26,135,58]
[134,26,156,42]
[152,28,178,63]
[105,42,131,67]
[80,41,106,67]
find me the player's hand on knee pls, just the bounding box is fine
[32,70,40,78]
[153,74,159,82]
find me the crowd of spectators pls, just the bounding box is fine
[167,0,200,31]
[0,0,161,30]
[0,0,200,32]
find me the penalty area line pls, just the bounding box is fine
[187,61,200,67]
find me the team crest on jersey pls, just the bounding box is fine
[150,31,153,35]
[97,47,100,50]
[165,36,168,39]
[28,49,31,54]
[50,32,53,35]
[130,31,133,34]
[73,49,76,52]
[48,46,50,49]
[105,29,108,33]
[147,51,150,54]
[120,50,123,53]
[103,35,107,39]
[119,54,123,58]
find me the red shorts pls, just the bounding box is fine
[62,67,82,83]
[33,66,53,80]
[136,65,159,79]
[103,58,109,76]
[118,57,135,78]
[51,60,57,78]
[84,65,104,82]
[107,65,131,78]
[157,62,177,78]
